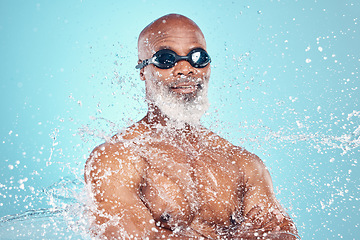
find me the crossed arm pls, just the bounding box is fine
[228,149,299,239]
[84,143,187,239]
[84,143,298,239]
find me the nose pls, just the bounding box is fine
[173,60,194,76]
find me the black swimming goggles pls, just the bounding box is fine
[135,48,211,69]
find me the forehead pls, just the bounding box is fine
[153,29,204,48]
[139,20,206,57]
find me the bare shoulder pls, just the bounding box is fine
[84,124,148,185]
[232,146,270,183]
[232,147,265,169]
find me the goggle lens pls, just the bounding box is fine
[154,50,177,68]
[189,49,210,68]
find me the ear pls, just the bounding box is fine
[140,70,146,81]
[138,59,146,81]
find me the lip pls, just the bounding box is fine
[171,82,200,94]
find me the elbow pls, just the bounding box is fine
[278,217,299,239]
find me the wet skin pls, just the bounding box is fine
[84,14,298,239]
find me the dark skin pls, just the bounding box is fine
[84,14,298,239]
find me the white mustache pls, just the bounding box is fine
[169,77,203,88]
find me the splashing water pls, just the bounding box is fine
[0,178,91,239]
[1,1,359,239]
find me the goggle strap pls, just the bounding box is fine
[135,58,151,69]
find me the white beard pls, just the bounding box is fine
[146,77,210,126]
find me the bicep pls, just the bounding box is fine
[242,156,279,213]
[85,145,156,239]
[240,153,298,235]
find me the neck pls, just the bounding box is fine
[137,104,210,147]
[142,104,196,132]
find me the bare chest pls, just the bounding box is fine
[139,142,244,234]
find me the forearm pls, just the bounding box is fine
[232,231,298,240]
[153,226,214,240]
[231,218,299,240]
[96,222,207,240]
[153,228,194,239]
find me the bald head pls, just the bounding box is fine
[136,14,211,124]
[138,14,206,60]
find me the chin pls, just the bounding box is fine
[146,80,210,126]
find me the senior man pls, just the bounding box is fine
[85,14,298,239]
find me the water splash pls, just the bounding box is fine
[0,177,90,240]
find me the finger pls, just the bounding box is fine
[243,205,270,230]
[244,205,262,220]
[242,205,262,228]
[262,209,284,231]
[262,214,281,231]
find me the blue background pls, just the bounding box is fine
[0,0,359,239]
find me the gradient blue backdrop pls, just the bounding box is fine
[1,0,359,239]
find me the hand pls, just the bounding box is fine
[231,205,298,239]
